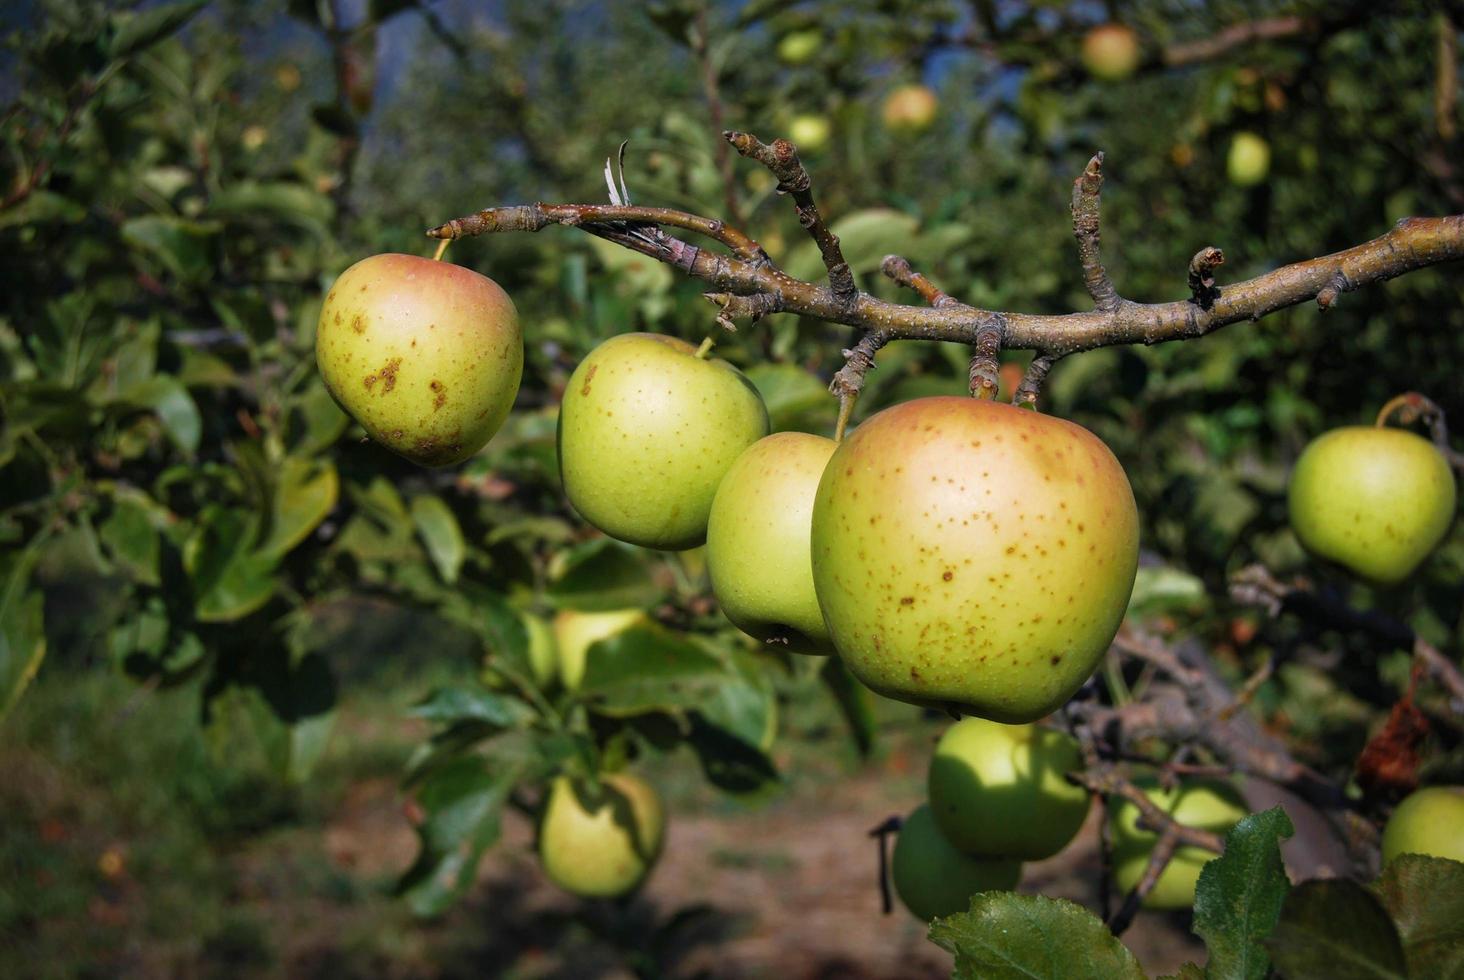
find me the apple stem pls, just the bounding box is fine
[432,239,450,262]
[693,336,715,359]
[834,394,856,442]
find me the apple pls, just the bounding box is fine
[1381,785,1464,864]
[482,610,558,691]
[1226,132,1271,187]
[810,397,1139,723]
[880,84,939,135]
[316,253,523,467]
[788,114,832,152]
[538,772,665,898]
[1081,24,1142,82]
[707,432,837,654]
[553,608,649,692]
[928,717,1090,860]
[1288,426,1455,585]
[557,333,769,550]
[1110,779,1248,909]
[777,30,821,66]
[891,804,1022,921]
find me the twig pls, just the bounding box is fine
[881,255,959,308]
[1162,16,1316,67]
[1071,153,1120,312]
[692,7,742,226]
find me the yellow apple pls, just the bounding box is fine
[1226,132,1271,187]
[891,804,1022,921]
[777,30,821,66]
[552,608,649,692]
[1381,786,1464,864]
[538,773,665,898]
[1081,24,1142,82]
[788,114,832,152]
[1110,779,1248,909]
[880,84,939,135]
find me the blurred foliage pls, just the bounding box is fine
[2,0,1462,957]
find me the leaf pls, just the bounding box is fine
[410,686,536,729]
[184,507,278,622]
[108,0,208,58]
[410,495,465,585]
[1126,565,1209,619]
[819,656,876,758]
[1371,855,1464,979]
[930,892,1146,980]
[0,547,47,721]
[99,495,163,586]
[120,215,219,283]
[208,181,335,236]
[1193,806,1295,980]
[1159,966,1208,980]
[577,626,730,716]
[744,362,834,432]
[1266,880,1408,980]
[204,645,338,783]
[785,208,921,281]
[0,191,86,229]
[284,380,349,456]
[686,715,780,796]
[259,456,338,559]
[546,538,666,611]
[124,376,202,453]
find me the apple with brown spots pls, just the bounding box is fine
[315,253,523,467]
[810,397,1139,723]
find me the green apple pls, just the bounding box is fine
[553,608,649,692]
[1110,779,1248,910]
[707,432,837,654]
[1081,24,1142,82]
[557,333,769,550]
[810,397,1139,723]
[891,804,1022,921]
[482,610,558,691]
[788,114,832,152]
[880,84,939,135]
[1381,786,1464,864]
[1288,426,1455,585]
[538,773,665,898]
[777,30,821,66]
[928,717,1090,860]
[316,254,522,467]
[1226,132,1271,187]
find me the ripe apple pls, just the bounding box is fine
[316,253,523,467]
[1081,24,1142,82]
[1110,779,1248,909]
[788,114,832,152]
[810,397,1139,723]
[880,84,939,135]
[891,804,1022,921]
[1226,132,1271,187]
[928,717,1090,860]
[538,772,665,898]
[777,30,821,66]
[558,333,769,551]
[706,432,837,654]
[1381,785,1464,864]
[1287,426,1456,585]
[553,608,649,692]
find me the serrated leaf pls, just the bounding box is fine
[577,626,728,716]
[1267,880,1408,980]
[1371,855,1464,978]
[0,547,47,720]
[547,538,666,612]
[1193,806,1295,980]
[259,456,338,559]
[930,892,1146,980]
[108,0,208,58]
[410,495,464,584]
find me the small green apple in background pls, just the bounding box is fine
[891,804,1022,921]
[1081,24,1141,82]
[315,253,523,466]
[538,773,665,898]
[1381,786,1464,864]
[553,608,649,691]
[777,30,821,66]
[1110,779,1248,909]
[880,84,939,135]
[706,432,837,654]
[928,717,1090,860]
[810,397,1139,723]
[557,333,769,550]
[1287,425,1455,585]
[1226,131,1271,187]
[788,113,832,152]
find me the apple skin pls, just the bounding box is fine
[1288,426,1455,585]
[558,333,769,550]
[1081,24,1142,82]
[553,608,649,692]
[777,30,821,66]
[881,84,939,134]
[892,804,1023,921]
[707,432,838,654]
[1110,780,1248,910]
[928,717,1091,860]
[316,253,523,467]
[1226,132,1271,187]
[1381,786,1464,864]
[810,397,1139,723]
[538,773,665,899]
[788,114,832,152]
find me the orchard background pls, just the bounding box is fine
[2,1,1463,978]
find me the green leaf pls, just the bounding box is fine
[744,362,834,432]
[1159,966,1208,980]
[1193,806,1295,980]
[1267,880,1408,980]
[0,547,47,721]
[259,456,338,559]
[108,0,208,58]
[0,191,86,229]
[120,215,219,283]
[124,376,202,453]
[819,656,877,758]
[1126,565,1209,619]
[577,625,729,716]
[546,538,666,612]
[184,507,278,622]
[285,380,349,456]
[410,495,465,585]
[204,646,338,783]
[686,715,780,796]
[1371,855,1464,978]
[785,208,921,280]
[930,892,1146,980]
[208,181,335,236]
[99,495,163,586]
[410,686,535,729]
